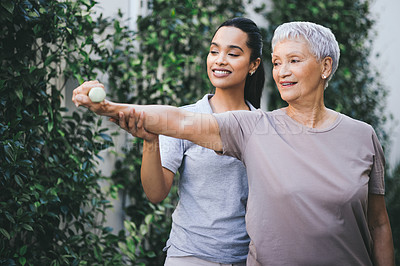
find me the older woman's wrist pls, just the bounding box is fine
[104,101,132,120]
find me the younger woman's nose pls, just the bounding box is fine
[215,53,227,65]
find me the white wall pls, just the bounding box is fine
[371,0,400,168]
[92,0,129,21]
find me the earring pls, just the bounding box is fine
[250,71,255,76]
[322,75,327,79]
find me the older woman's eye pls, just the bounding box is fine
[291,59,300,63]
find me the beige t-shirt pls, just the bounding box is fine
[213,108,385,266]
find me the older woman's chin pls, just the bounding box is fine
[277,90,296,103]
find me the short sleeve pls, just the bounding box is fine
[368,129,385,195]
[213,110,263,161]
[159,134,184,174]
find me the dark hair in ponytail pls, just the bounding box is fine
[215,17,265,108]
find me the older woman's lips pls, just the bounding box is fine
[280,82,297,87]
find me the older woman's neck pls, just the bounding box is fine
[285,103,337,129]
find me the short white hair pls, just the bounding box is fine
[272,21,340,85]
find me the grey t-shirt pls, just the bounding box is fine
[213,108,385,266]
[160,94,254,263]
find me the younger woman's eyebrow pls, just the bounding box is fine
[210,42,244,52]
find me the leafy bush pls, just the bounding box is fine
[2,0,395,265]
[0,0,249,264]
[0,0,125,265]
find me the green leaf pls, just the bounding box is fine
[4,143,14,161]
[35,184,45,191]
[19,245,28,256]
[144,214,153,225]
[1,2,14,14]
[16,88,23,101]
[126,238,136,254]
[44,54,56,66]
[99,133,112,142]
[14,175,23,187]
[93,245,101,260]
[81,0,91,6]
[48,120,54,132]
[21,224,33,231]
[5,211,15,223]
[19,257,26,266]
[17,208,24,216]
[0,228,10,239]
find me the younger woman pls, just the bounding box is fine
[98,18,264,265]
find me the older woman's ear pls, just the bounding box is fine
[321,56,333,79]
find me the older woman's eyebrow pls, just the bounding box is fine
[210,42,244,52]
[271,51,307,59]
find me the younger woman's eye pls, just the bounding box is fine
[229,53,239,57]
[210,51,218,55]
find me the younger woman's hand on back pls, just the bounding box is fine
[111,109,158,142]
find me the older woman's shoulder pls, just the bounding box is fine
[338,112,375,133]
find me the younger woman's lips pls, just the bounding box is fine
[213,69,231,77]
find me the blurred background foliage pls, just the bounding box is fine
[0,0,123,265]
[0,0,398,265]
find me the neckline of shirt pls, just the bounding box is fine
[275,108,343,133]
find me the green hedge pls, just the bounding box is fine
[0,0,125,265]
[1,0,397,265]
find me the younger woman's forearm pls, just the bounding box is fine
[141,139,173,203]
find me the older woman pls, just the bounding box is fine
[73,21,394,265]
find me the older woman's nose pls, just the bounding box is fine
[278,63,291,77]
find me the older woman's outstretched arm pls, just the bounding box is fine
[72,81,223,152]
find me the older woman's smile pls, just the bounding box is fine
[280,81,297,87]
